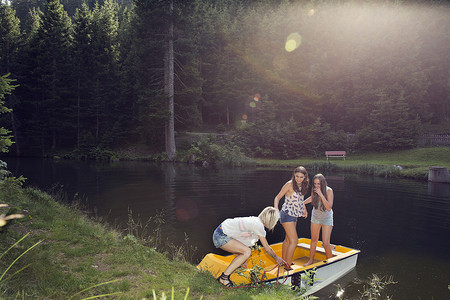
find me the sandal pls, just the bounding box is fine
[217,272,235,287]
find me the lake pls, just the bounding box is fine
[2,157,450,299]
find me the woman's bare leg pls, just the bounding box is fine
[321,225,333,259]
[281,221,298,266]
[220,239,251,278]
[304,222,321,266]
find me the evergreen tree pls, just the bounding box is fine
[355,87,422,151]
[0,2,21,153]
[0,73,16,153]
[34,0,73,152]
[116,6,140,143]
[130,0,171,150]
[90,0,121,147]
[0,2,21,75]
[72,2,94,149]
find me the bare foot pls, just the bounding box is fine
[303,260,314,266]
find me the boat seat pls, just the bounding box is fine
[297,243,343,256]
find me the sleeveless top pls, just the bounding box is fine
[312,186,333,219]
[312,186,333,211]
[281,191,306,217]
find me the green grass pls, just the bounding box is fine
[256,147,450,180]
[0,180,308,299]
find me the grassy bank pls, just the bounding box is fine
[0,180,305,299]
[255,147,450,180]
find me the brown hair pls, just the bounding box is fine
[311,173,327,211]
[291,166,309,195]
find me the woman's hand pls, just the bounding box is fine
[275,256,287,267]
[314,187,324,199]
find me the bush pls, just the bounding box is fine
[178,137,255,167]
[235,118,349,159]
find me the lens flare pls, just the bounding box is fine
[285,33,302,52]
[242,114,248,120]
[253,93,260,102]
[249,102,256,108]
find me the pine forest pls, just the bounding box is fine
[0,0,449,160]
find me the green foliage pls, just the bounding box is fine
[0,74,16,153]
[0,3,21,74]
[1,0,449,157]
[0,160,9,179]
[87,146,116,161]
[359,274,396,299]
[179,136,255,167]
[235,117,347,159]
[236,244,267,285]
[354,89,422,151]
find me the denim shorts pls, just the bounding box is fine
[212,224,232,248]
[311,209,333,226]
[280,209,297,223]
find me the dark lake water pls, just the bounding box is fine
[2,157,450,299]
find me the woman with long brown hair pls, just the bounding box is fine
[273,166,309,269]
[304,173,334,266]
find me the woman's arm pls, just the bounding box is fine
[318,187,334,211]
[303,196,312,204]
[258,235,286,266]
[274,182,290,210]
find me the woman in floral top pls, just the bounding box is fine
[274,166,309,269]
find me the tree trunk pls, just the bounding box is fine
[77,78,80,148]
[165,0,176,161]
[9,111,20,155]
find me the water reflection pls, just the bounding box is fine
[2,157,450,299]
[428,181,450,197]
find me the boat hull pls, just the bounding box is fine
[197,238,360,295]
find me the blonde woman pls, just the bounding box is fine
[213,206,287,287]
[304,173,334,266]
[274,166,309,269]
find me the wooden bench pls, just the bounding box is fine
[297,242,343,256]
[325,151,346,160]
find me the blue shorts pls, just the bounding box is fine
[280,210,297,223]
[212,224,232,248]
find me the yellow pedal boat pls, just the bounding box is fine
[197,238,360,295]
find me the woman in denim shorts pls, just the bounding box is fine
[212,207,287,287]
[303,174,334,266]
[273,166,309,269]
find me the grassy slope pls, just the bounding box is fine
[256,147,450,180]
[0,183,302,299]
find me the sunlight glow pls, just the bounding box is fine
[285,33,302,52]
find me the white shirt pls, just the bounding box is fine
[221,216,266,247]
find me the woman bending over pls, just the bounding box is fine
[212,206,287,287]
